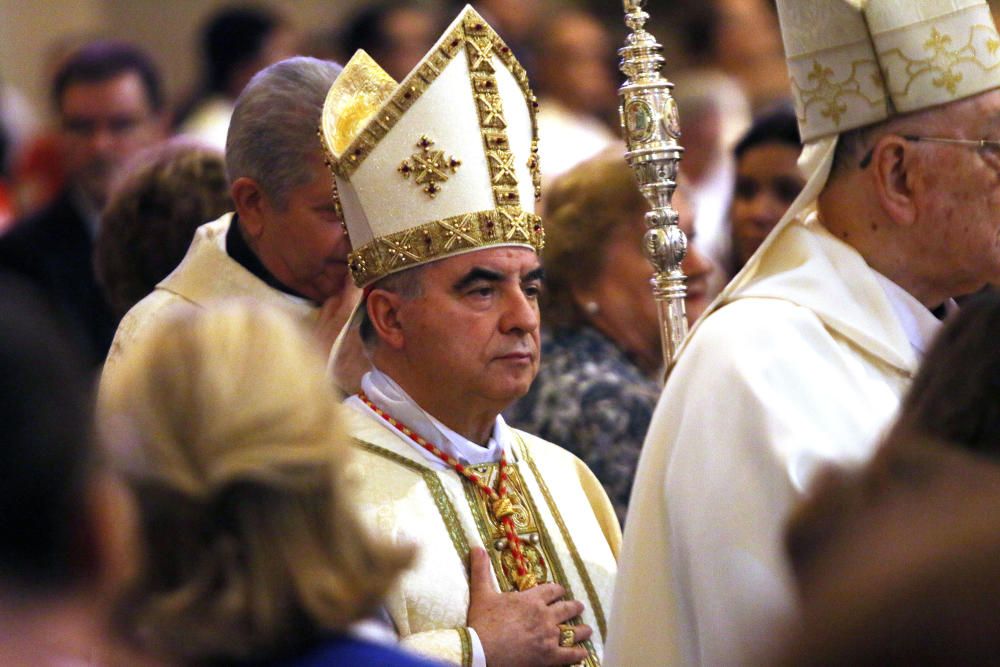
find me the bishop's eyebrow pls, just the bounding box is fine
[451,265,545,291]
[523,267,545,283]
[452,267,505,291]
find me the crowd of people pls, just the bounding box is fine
[2,0,1000,665]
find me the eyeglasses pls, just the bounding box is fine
[859,135,1000,168]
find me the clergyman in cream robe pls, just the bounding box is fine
[345,369,620,667]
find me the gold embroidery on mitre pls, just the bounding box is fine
[791,58,885,128]
[319,52,398,221]
[347,209,544,287]
[319,146,345,223]
[398,135,462,198]
[327,9,540,183]
[464,12,523,212]
[880,23,1000,99]
[328,7,546,288]
[321,50,398,161]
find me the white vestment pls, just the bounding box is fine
[607,212,940,666]
[345,371,620,666]
[102,213,318,380]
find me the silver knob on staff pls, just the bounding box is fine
[619,0,688,367]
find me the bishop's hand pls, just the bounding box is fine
[467,547,593,666]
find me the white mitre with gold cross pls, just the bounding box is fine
[770,0,1000,236]
[319,5,543,288]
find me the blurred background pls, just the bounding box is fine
[0,0,347,119]
[0,0,795,126]
[2,0,998,307]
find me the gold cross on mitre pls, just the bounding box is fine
[398,135,462,198]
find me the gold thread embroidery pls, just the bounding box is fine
[329,10,539,183]
[324,8,546,288]
[348,209,544,286]
[321,51,398,159]
[462,463,552,593]
[317,129,345,222]
[791,58,885,128]
[458,626,472,667]
[355,440,482,667]
[516,434,609,646]
[464,13,522,212]
[512,440,599,665]
[398,135,462,198]
[880,24,1000,98]
[527,140,541,201]
[487,31,541,201]
[353,439,470,562]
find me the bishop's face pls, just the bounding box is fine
[394,247,543,420]
[911,89,1000,300]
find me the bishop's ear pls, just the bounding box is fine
[870,134,918,227]
[366,289,406,350]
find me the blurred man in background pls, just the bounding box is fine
[0,41,165,366]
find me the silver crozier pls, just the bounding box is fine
[619,0,688,367]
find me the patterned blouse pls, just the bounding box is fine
[505,325,662,524]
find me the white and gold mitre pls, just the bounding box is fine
[779,0,1000,142]
[320,5,543,288]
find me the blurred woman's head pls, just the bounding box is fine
[99,301,412,664]
[542,150,713,372]
[96,139,232,319]
[730,105,803,271]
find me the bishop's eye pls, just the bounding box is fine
[522,281,543,299]
[466,283,495,298]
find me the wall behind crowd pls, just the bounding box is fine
[0,0,364,120]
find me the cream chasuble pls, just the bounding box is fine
[102,213,318,383]
[345,371,620,667]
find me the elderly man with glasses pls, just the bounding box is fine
[608,1,1000,665]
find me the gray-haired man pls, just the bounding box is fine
[103,57,355,377]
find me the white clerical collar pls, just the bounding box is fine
[346,368,513,469]
[872,270,955,357]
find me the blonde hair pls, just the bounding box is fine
[100,301,412,664]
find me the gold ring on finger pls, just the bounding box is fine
[558,623,576,648]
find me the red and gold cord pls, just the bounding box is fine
[357,391,536,590]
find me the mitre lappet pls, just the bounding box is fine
[320,4,544,289]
